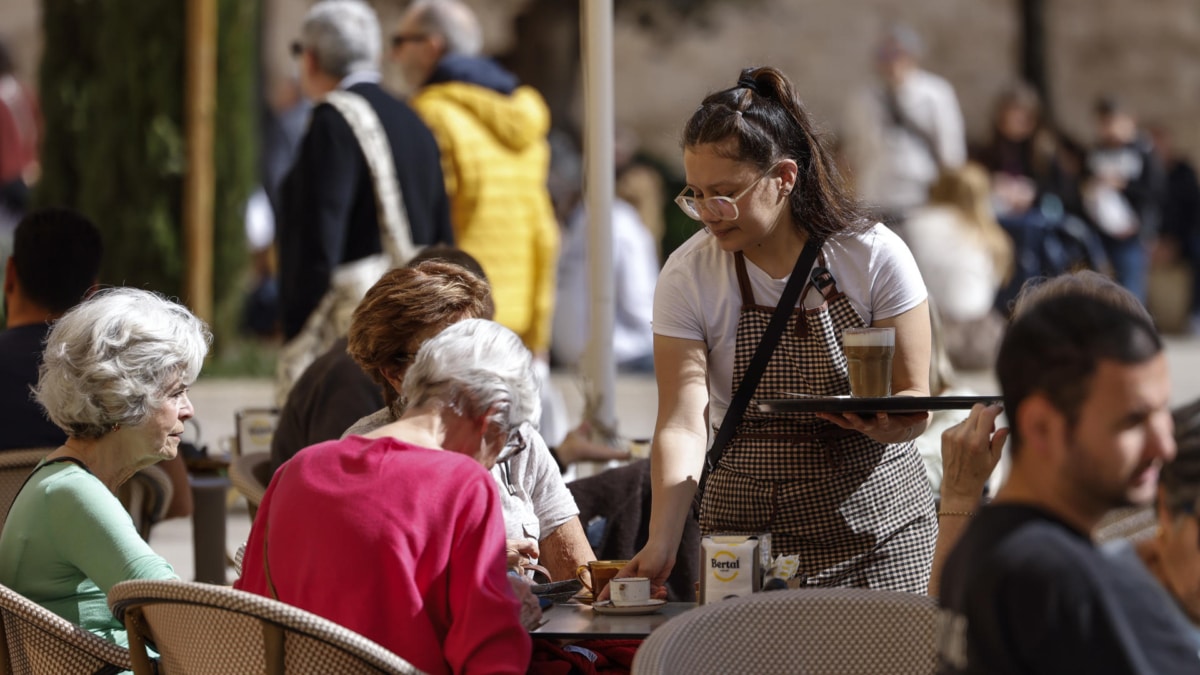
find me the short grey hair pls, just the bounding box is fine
[301,0,381,79]
[35,287,212,439]
[882,22,924,59]
[410,0,483,57]
[402,319,539,433]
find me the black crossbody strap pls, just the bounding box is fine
[702,236,825,484]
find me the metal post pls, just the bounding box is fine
[580,0,617,476]
[190,474,229,584]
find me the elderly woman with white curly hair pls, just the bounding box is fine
[0,287,211,646]
[237,318,538,674]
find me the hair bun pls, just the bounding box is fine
[736,74,759,94]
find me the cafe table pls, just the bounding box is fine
[531,602,696,640]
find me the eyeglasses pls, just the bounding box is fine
[674,162,782,222]
[290,40,305,58]
[495,422,531,464]
[391,33,429,49]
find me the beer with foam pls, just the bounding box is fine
[843,327,895,397]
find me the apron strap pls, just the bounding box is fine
[734,252,757,305]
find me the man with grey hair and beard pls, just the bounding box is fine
[277,0,453,402]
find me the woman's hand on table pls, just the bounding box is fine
[597,544,674,602]
[940,403,1006,507]
[815,411,930,445]
[507,574,544,630]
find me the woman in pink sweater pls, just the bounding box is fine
[237,319,537,674]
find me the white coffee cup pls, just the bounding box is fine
[610,577,651,607]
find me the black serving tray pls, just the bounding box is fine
[756,394,1002,415]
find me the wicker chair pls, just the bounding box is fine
[1094,505,1157,544]
[632,588,940,675]
[117,464,174,541]
[229,452,271,520]
[109,580,423,675]
[0,582,133,675]
[0,450,53,531]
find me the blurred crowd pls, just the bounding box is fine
[840,23,1198,371]
[234,19,1200,385]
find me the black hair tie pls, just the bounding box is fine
[737,75,759,95]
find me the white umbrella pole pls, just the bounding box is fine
[581,0,617,462]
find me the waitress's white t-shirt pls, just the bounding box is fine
[653,223,927,428]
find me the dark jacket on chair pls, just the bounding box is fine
[567,460,700,602]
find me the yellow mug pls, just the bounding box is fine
[575,559,629,596]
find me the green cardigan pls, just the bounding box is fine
[0,461,177,646]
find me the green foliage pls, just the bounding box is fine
[36,0,186,293]
[36,0,258,352]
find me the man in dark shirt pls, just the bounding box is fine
[0,208,102,450]
[938,293,1200,674]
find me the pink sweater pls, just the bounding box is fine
[236,436,530,674]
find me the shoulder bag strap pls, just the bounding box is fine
[881,87,943,170]
[262,525,280,602]
[321,90,419,265]
[701,236,826,487]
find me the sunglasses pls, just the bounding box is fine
[674,162,782,222]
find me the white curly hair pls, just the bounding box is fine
[35,287,212,439]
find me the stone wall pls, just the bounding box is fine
[2,1,40,84]
[5,0,1200,172]
[1047,0,1200,154]
[607,0,1019,169]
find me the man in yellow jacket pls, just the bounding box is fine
[391,0,558,359]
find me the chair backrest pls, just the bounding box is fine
[0,450,53,532]
[109,580,423,675]
[632,588,940,675]
[235,408,280,459]
[1094,506,1157,544]
[229,452,271,520]
[117,464,174,542]
[0,582,133,675]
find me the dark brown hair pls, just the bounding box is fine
[13,207,103,315]
[347,260,492,406]
[682,66,864,239]
[998,293,1162,455]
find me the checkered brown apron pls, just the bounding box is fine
[699,251,936,593]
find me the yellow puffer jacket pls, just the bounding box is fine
[412,81,559,353]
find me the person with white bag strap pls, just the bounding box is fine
[276,0,452,405]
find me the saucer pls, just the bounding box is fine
[591,599,666,616]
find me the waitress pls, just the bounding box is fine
[620,66,936,595]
